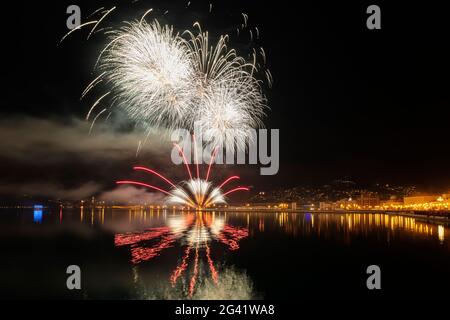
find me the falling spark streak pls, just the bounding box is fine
[241,13,248,27]
[136,140,142,157]
[116,181,171,195]
[133,166,177,188]
[59,21,98,44]
[222,187,249,197]
[218,176,240,189]
[94,34,127,69]
[93,27,113,36]
[193,134,200,179]
[260,47,266,64]
[81,72,106,100]
[251,50,257,77]
[86,91,110,120]
[141,129,152,152]
[205,147,218,181]
[173,143,193,180]
[265,69,273,88]
[89,108,107,134]
[139,8,153,24]
[87,6,116,40]
[87,7,105,19]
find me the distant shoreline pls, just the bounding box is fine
[2,205,449,225]
[201,208,450,225]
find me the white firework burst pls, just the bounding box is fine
[97,20,196,130]
[183,27,266,150]
[116,165,248,210]
[166,178,226,209]
[74,10,269,151]
[196,82,262,151]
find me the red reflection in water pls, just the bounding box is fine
[188,246,199,296]
[115,227,170,247]
[170,246,191,285]
[205,243,218,284]
[217,225,249,250]
[130,235,176,264]
[114,213,248,297]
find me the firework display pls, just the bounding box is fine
[183,25,266,150]
[63,7,269,151]
[116,146,249,209]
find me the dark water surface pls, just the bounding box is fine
[1,208,449,299]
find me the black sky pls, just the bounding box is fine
[2,0,450,197]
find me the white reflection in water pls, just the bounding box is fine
[438,225,445,243]
[167,215,191,236]
[137,267,256,300]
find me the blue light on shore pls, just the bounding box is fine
[33,205,43,223]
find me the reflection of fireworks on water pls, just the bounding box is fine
[61,6,270,151]
[116,144,249,209]
[114,212,249,297]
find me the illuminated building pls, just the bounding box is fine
[231,202,295,210]
[291,202,297,210]
[404,195,440,205]
[380,196,403,207]
[319,202,337,210]
[358,192,380,208]
[335,198,358,210]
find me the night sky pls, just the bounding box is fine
[1,0,450,201]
